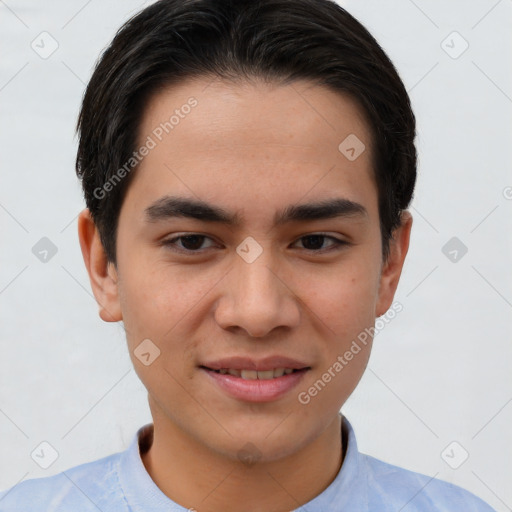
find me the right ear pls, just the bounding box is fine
[77,208,122,323]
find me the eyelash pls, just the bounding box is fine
[161,233,348,255]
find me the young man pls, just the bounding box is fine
[0,0,496,510]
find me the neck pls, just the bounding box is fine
[141,411,344,512]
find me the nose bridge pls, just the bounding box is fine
[216,239,300,337]
[238,250,280,304]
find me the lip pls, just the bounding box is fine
[200,355,310,372]
[201,366,310,403]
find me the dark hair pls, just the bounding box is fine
[76,0,417,265]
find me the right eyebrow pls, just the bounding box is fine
[144,195,368,227]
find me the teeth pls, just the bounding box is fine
[241,369,258,380]
[256,370,276,380]
[213,367,299,379]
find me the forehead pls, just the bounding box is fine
[139,77,372,152]
[122,77,377,225]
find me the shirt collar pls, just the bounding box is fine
[118,415,368,511]
[118,423,184,511]
[298,415,368,511]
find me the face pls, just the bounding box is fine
[79,77,411,463]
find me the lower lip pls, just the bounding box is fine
[201,367,309,403]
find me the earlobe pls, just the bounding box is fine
[375,211,413,318]
[77,208,123,323]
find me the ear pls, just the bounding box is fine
[77,208,122,323]
[375,210,413,318]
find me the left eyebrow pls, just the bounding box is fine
[144,195,368,227]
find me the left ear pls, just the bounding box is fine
[375,210,413,318]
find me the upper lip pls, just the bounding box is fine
[200,356,311,371]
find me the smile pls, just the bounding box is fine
[200,366,310,402]
[204,367,301,379]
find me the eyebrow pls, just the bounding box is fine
[144,195,368,227]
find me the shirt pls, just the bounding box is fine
[0,417,496,511]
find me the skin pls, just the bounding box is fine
[78,76,412,512]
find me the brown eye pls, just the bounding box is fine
[162,234,217,253]
[293,234,347,253]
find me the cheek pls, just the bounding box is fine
[118,260,216,367]
[299,268,378,410]
[302,259,381,337]
[119,255,206,326]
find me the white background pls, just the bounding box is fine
[1,0,511,510]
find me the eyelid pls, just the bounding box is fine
[162,233,219,251]
[161,231,349,255]
[292,233,348,251]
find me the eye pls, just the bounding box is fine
[161,232,348,255]
[161,234,217,253]
[292,233,348,253]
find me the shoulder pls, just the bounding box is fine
[0,452,127,512]
[360,453,496,511]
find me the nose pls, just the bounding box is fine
[214,248,301,338]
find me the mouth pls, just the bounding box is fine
[200,366,309,379]
[199,365,311,402]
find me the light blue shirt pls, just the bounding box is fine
[0,417,495,511]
